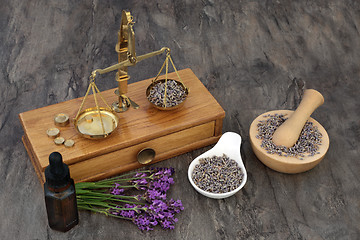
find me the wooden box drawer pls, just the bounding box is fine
[69,121,215,182]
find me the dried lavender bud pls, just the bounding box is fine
[256,114,322,158]
[147,80,187,108]
[191,154,243,194]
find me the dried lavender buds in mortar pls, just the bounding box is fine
[192,154,243,194]
[256,114,322,159]
[147,80,187,108]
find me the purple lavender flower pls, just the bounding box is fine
[143,198,184,230]
[150,167,174,179]
[131,173,148,185]
[111,187,124,195]
[159,218,177,230]
[149,178,173,193]
[168,199,184,213]
[76,167,183,232]
[163,167,175,176]
[145,189,166,201]
[161,175,175,184]
[109,206,122,216]
[118,204,137,218]
[133,215,151,231]
[133,214,158,231]
[130,172,149,190]
[134,172,148,178]
[134,178,148,185]
[148,199,168,214]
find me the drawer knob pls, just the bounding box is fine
[137,148,156,164]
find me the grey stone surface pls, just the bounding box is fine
[1,0,360,239]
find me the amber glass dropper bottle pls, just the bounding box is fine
[44,152,79,232]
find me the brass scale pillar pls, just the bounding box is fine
[113,11,136,112]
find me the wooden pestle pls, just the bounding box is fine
[272,89,324,148]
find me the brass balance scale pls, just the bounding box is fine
[19,10,225,184]
[74,10,189,140]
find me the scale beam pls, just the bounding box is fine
[92,47,170,76]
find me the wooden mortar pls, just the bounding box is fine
[249,89,329,173]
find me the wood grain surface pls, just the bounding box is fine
[1,1,360,239]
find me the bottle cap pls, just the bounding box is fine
[45,152,70,189]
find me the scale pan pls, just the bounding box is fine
[146,79,188,111]
[74,107,119,139]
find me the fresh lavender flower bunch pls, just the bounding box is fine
[75,167,184,231]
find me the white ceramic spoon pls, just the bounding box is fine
[188,132,247,199]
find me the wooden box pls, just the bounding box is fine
[19,69,225,184]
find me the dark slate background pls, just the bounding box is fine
[1,0,359,239]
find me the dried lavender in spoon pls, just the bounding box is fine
[256,114,322,159]
[191,154,243,194]
[147,80,187,108]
